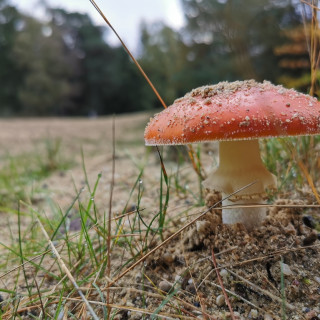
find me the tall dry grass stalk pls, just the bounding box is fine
[301,0,320,96]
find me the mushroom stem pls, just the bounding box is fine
[203,139,276,230]
[221,196,267,229]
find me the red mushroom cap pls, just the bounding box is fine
[144,80,320,146]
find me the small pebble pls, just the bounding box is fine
[130,312,143,320]
[264,313,273,320]
[280,262,293,276]
[159,280,171,293]
[163,252,175,264]
[135,272,142,282]
[175,275,183,283]
[216,294,225,307]
[249,309,258,319]
[220,269,229,280]
[314,276,320,284]
[126,301,134,307]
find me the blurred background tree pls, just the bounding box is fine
[180,0,301,83]
[0,0,23,115]
[12,15,72,115]
[0,0,318,116]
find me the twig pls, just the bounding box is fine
[0,250,51,280]
[182,247,215,320]
[208,281,263,311]
[28,297,197,320]
[36,217,99,320]
[39,260,82,319]
[211,249,235,320]
[301,0,320,10]
[65,298,197,320]
[217,203,320,210]
[210,243,320,271]
[226,268,296,311]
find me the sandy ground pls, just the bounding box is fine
[0,114,149,156]
[0,113,161,244]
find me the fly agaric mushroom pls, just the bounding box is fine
[144,80,320,230]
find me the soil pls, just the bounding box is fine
[0,115,320,319]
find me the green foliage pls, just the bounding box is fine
[139,22,190,108]
[180,0,301,83]
[12,16,72,115]
[0,5,153,116]
[0,1,315,116]
[0,2,24,115]
[50,9,152,115]
[262,135,320,192]
[138,0,303,108]
[0,139,73,207]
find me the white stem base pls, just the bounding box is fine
[203,140,276,230]
[222,195,267,230]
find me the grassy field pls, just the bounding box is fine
[0,113,319,319]
[1,1,320,319]
[0,113,212,318]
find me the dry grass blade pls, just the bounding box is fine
[287,138,320,203]
[213,243,320,271]
[47,285,211,318]
[89,0,167,109]
[218,204,320,210]
[308,0,320,96]
[301,0,320,96]
[53,297,198,320]
[36,217,100,320]
[182,252,214,320]
[208,281,264,312]
[226,268,297,312]
[104,181,257,288]
[301,0,320,10]
[297,159,320,204]
[211,249,235,320]
[106,115,116,318]
[39,260,82,319]
[197,243,319,314]
[187,144,205,180]
[33,275,45,319]
[0,249,51,280]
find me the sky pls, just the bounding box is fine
[11,0,185,52]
